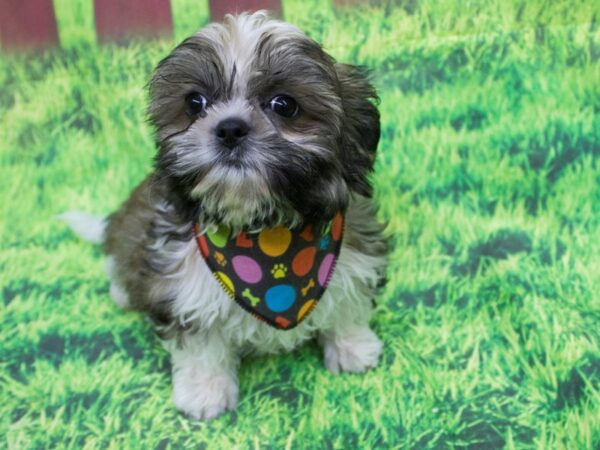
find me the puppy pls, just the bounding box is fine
[64,12,388,420]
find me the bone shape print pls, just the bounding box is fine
[301,278,315,297]
[242,288,260,306]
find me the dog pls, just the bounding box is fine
[62,11,388,420]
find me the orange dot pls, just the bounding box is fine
[197,235,209,258]
[235,231,253,248]
[299,224,314,242]
[275,316,291,328]
[331,213,343,241]
[258,225,292,257]
[292,246,317,276]
[297,300,316,322]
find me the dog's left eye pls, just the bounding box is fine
[268,95,299,118]
[185,92,209,118]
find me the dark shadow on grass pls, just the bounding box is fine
[376,46,470,94]
[423,392,536,449]
[501,117,599,184]
[555,352,600,410]
[3,326,160,381]
[397,283,448,308]
[452,228,532,276]
[410,163,483,207]
[2,277,106,305]
[450,106,487,131]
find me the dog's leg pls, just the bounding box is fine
[319,325,383,374]
[317,248,384,374]
[168,329,239,420]
[317,204,387,374]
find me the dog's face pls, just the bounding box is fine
[149,12,380,229]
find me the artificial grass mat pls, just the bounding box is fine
[1,0,599,448]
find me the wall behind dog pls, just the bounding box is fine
[1,1,599,449]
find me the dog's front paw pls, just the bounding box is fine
[172,369,239,420]
[322,326,383,374]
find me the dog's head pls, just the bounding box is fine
[149,12,380,229]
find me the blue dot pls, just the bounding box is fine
[265,285,296,312]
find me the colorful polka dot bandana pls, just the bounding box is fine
[194,212,344,330]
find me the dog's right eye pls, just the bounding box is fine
[185,92,209,118]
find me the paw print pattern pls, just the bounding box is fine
[271,263,288,279]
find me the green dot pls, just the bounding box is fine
[207,224,230,248]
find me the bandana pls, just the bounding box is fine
[194,212,344,330]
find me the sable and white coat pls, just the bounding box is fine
[65,12,388,420]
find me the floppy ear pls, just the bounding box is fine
[336,64,381,197]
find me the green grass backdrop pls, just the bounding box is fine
[1,0,599,448]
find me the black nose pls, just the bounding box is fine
[215,118,250,149]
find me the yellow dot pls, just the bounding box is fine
[215,271,234,297]
[297,300,316,322]
[258,225,292,257]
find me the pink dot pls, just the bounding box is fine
[232,256,263,284]
[318,253,336,287]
